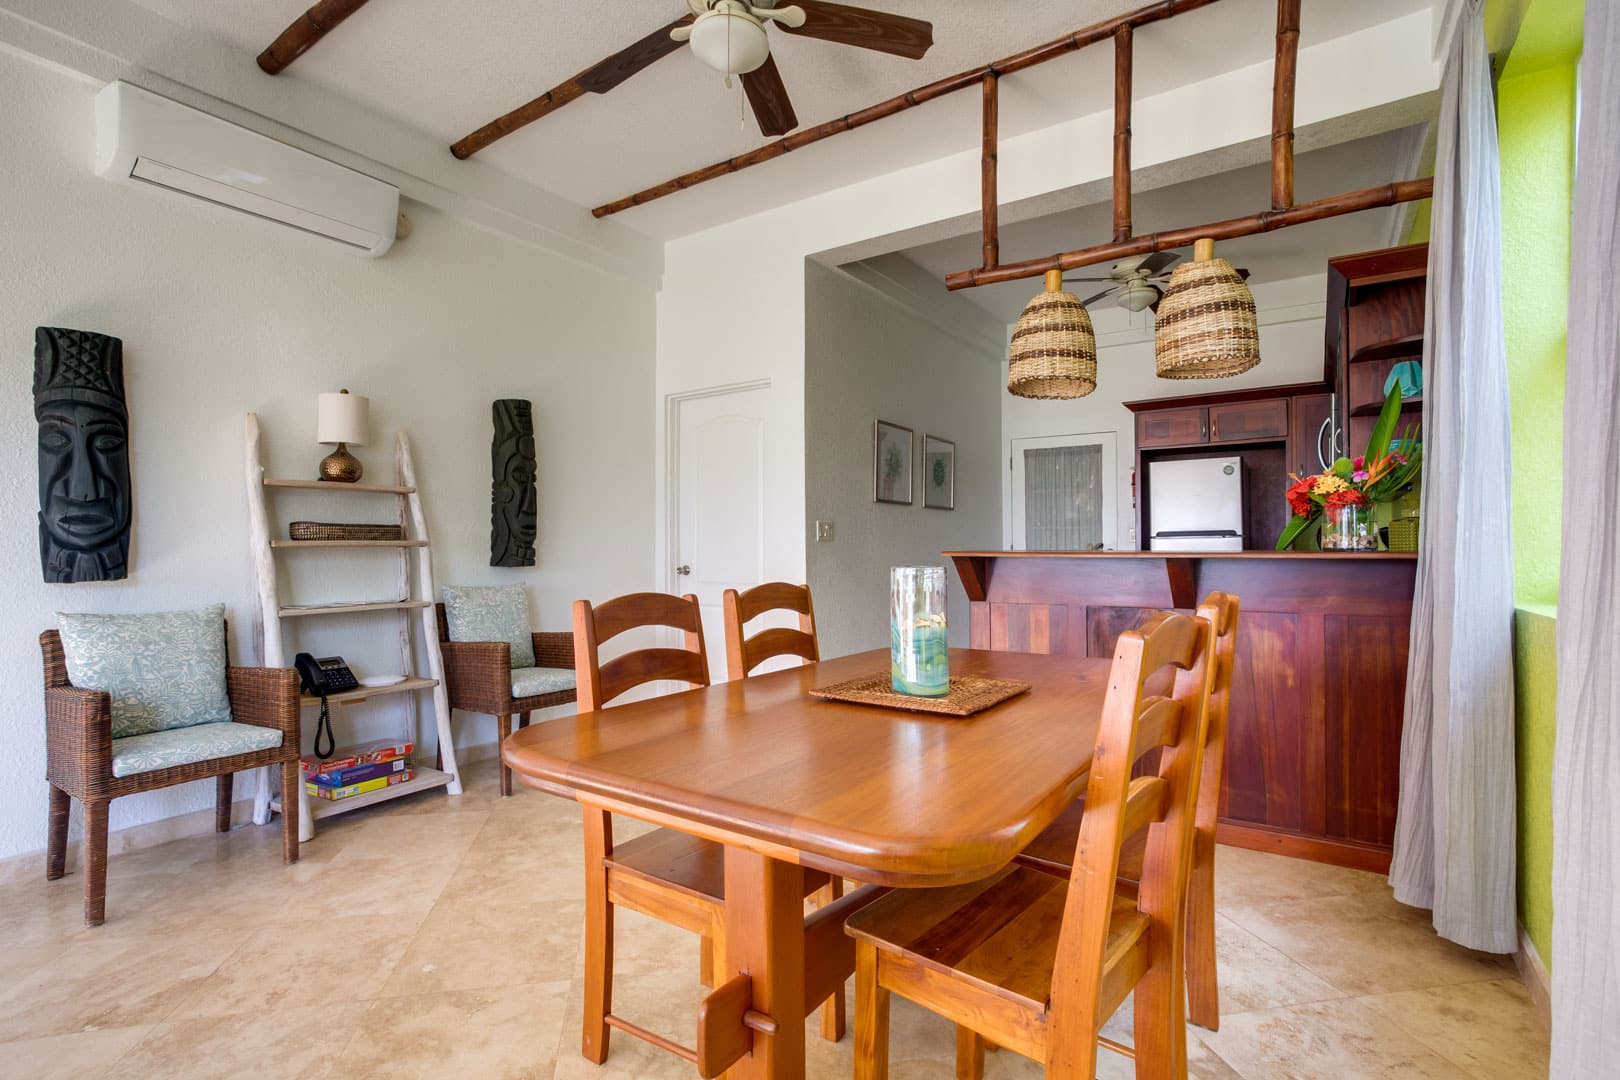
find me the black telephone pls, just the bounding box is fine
[294,654,358,760]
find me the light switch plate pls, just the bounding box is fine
[815,521,834,543]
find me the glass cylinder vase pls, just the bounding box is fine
[891,566,949,697]
[1321,503,1378,551]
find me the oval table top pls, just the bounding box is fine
[502,648,1111,887]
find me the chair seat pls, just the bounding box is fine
[609,827,831,904]
[1016,798,1147,884]
[511,666,576,699]
[111,722,283,778]
[846,864,1148,1010]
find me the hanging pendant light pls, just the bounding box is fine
[1154,238,1260,380]
[1008,269,1097,399]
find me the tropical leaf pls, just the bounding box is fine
[1276,513,1315,551]
[1364,384,1406,464]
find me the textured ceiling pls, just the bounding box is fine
[895,125,1428,323]
[133,0,1433,238]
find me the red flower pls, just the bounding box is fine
[1325,489,1368,511]
[1286,476,1315,516]
[1353,456,1365,470]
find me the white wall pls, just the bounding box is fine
[1001,274,1331,549]
[804,262,1001,658]
[0,54,656,861]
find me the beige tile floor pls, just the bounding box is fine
[0,758,1548,1079]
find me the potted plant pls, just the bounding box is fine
[1277,385,1423,551]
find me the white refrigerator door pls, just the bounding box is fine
[1149,457,1245,536]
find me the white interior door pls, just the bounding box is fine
[1011,432,1119,551]
[674,385,770,678]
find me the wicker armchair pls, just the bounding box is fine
[435,604,577,796]
[41,626,301,927]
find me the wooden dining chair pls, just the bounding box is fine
[572,591,845,1067]
[720,581,846,1040]
[845,608,1216,1080]
[1015,592,1240,1033]
[721,581,820,681]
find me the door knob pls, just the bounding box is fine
[675,564,691,576]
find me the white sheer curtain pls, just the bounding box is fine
[1023,445,1103,551]
[1552,4,1618,1073]
[1388,0,1518,954]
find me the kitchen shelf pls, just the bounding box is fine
[1349,334,1423,365]
[270,539,429,549]
[279,600,432,618]
[298,675,438,709]
[1351,396,1423,417]
[263,478,416,495]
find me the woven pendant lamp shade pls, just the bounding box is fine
[1154,238,1261,380]
[1008,270,1097,399]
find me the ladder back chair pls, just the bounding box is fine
[568,591,845,1066]
[845,607,1217,1080]
[721,581,820,681]
[720,581,846,1041]
[1015,592,1240,1032]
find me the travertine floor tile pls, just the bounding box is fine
[0,1025,154,1080]
[1363,977,1551,1079]
[1208,912,1346,1013]
[382,898,585,996]
[335,981,570,1079]
[1212,845,1387,907]
[1194,997,1473,1079]
[112,1002,368,1080]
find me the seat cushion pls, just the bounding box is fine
[510,666,576,699]
[111,721,282,778]
[442,584,534,668]
[57,605,233,738]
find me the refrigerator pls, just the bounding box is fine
[1147,457,1246,552]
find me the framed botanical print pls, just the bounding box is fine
[923,434,955,510]
[873,420,913,505]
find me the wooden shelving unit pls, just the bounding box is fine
[244,414,460,843]
[1348,333,1424,365]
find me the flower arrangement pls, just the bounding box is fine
[1277,384,1423,550]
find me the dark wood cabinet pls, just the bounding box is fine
[1325,244,1428,453]
[1288,393,1333,475]
[1136,406,1206,448]
[1209,399,1288,443]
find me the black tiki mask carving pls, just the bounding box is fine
[34,328,132,583]
[491,399,536,567]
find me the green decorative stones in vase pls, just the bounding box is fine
[890,566,948,697]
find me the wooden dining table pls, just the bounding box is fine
[502,647,1113,1079]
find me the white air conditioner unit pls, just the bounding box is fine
[95,82,399,257]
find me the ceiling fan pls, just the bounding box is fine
[611,1,931,138]
[1063,252,1250,314]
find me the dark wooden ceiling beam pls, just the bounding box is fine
[592,0,1225,218]
[258,0,373,75]
[1271,0,1302,209]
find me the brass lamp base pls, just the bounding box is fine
[318,442,363,483]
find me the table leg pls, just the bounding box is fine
[722,846,806,1079]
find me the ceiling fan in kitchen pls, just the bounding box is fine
[1064,252,1250,314]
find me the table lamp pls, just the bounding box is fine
[316,389,369,483]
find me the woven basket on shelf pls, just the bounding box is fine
[288,521,404,542]
[1387,517,1420,553]
[1154,239,1261,380]
[1008,270,1097,399]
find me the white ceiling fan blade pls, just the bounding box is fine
[670,24,694,42]
[687,0,711,17]
[754,4,806,28]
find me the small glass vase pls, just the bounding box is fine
[891,566,949,697]
[1321,504,1378,551]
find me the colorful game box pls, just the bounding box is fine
[300,738,413,778]
[305,757,409,788]
[305,770,414,801]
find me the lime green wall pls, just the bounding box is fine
[1493,0,1582,967]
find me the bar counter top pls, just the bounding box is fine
[943,549,1417,871]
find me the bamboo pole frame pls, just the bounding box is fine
[982,73,999,270]
[1272,0,1301,209]
[1113,25,1134,243]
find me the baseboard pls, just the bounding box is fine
[0,743,504,889]
[1515,924,1552,1032]
[1215,821,1394,874]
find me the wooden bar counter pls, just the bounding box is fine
[946,550,1417,872]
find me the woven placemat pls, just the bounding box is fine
[809,672,1031,717]
[289,521,405,542]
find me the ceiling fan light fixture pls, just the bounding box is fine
[1119,280,1159,312]
[689,5,771,76]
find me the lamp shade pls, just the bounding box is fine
[317,390,369,446]
[1154,238,1260,380]
[689,9,771,75]
[1008,270,1097,399]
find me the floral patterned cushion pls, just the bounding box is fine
[57,605,234,738]
[510,667,576,699]
[110,722,282,778]
[442,585,535,669]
